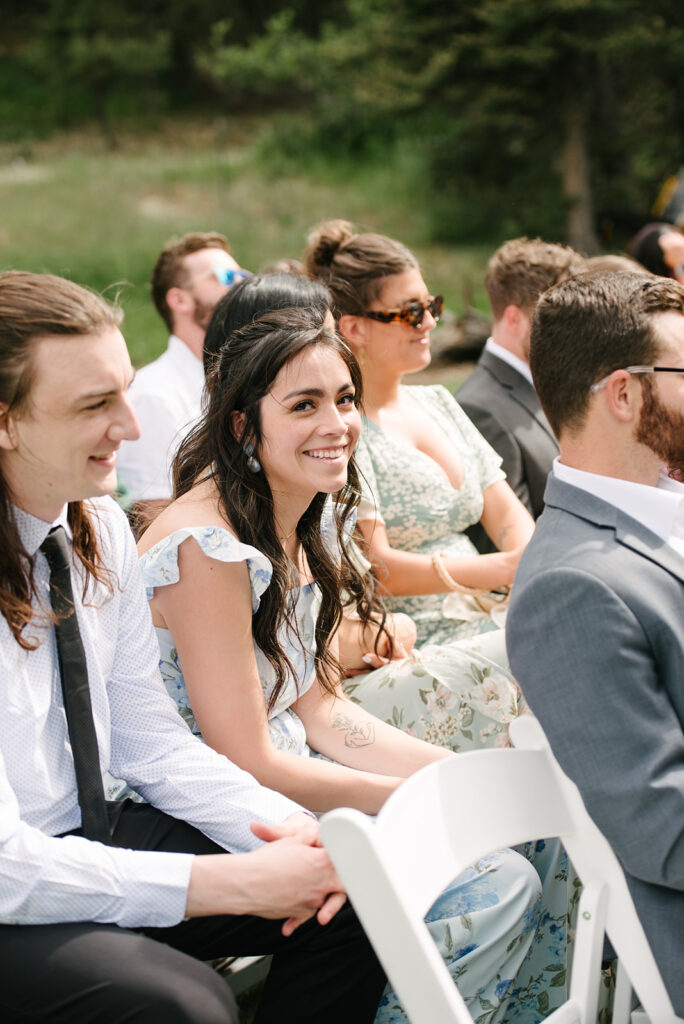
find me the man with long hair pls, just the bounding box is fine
[0,270,385,1024]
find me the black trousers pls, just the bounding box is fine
[0,803,386,1024]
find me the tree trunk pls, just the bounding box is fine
[562,92,600,253]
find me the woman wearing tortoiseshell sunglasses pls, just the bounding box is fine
[306,220,535,651]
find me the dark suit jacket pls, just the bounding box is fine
[457,350,559,551]
[507,475,684,1015]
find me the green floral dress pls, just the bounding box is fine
[354,384,506,647]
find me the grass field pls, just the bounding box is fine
[0,116,493,368]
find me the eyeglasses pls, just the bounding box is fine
[590,365,684,394]
[361,294,443,329]
[187,265,251,289]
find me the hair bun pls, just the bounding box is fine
[305,219,354,272]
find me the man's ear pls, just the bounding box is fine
[602,371,640,424]
[165,286,194,318]
[503,305,530,337]
[338,314,369,354]
[0,404,18,451]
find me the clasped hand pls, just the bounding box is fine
[250,813,347,935]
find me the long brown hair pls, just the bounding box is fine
[174,306,371,711]
[0,271,119,647]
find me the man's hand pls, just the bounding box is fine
[251,811,320,846]
[251,814,347,934]
[186,816,347,936]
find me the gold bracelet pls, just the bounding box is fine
[431,551,510,612]
[431,552,464,593]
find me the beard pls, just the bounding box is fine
[635,375,684,481]
[192,297,216,332]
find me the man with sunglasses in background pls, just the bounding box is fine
[507,270,684,1017]
[117,232,249,511]
[458,237,584,552]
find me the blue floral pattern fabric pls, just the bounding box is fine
[140,524,318,751]
[354,384,506,646]
[377,850,544,1024]
[139,519,566,1023]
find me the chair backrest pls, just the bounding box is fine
[320,715,678,1024]
[509,716,678,1024]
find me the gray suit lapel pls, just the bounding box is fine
[615,513,684,583]
[480,350,557,441]
[544,474,684,584]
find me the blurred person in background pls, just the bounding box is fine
[457,238,584,551]
[629,222,684,283]
[117,232,249,511]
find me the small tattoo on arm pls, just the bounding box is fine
[497,524,512,548]
[332,713,375,748]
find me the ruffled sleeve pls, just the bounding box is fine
[140,526,272,614]
[318,496,366,565]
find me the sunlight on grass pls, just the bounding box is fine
[0,118,491,367]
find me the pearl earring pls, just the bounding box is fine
[243,443,261,473]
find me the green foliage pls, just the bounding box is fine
[0,121,490,367]
[199,11,315,102]
[2,0,682,244]
[200,0,684,244]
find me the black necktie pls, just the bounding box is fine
[41,526,110,845]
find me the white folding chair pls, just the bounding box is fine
[509,717,681,1024]
[319,714,679,1024]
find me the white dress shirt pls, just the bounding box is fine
[0,498,302,928]
[484,338,534,387]
[117,336,206,501]
[553,459,684,558]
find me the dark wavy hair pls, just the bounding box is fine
[174,306,377,710]
[0,271,117,648]
[203,273,332,378]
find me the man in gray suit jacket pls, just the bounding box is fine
[507,269,684,1015]
[458,238,583,551]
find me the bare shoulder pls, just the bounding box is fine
[137,477,232,555]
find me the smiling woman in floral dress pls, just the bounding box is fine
[136,304,547,1023]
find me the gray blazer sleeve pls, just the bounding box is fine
[507,565,684,892]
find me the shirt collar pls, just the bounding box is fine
[14,504,72,557]
[552,457,684,544]
[484,338,534,386]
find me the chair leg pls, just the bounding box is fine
[566,881,607,1023]
[612,960,635,1024]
